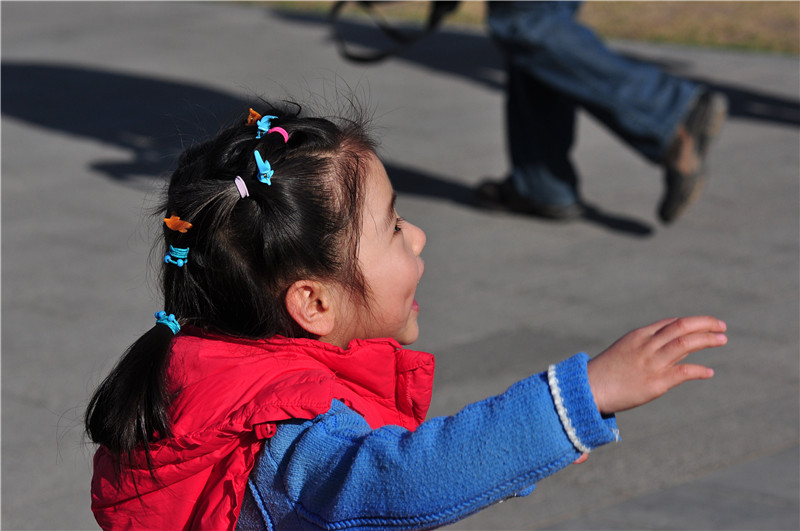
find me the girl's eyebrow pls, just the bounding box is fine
[384,191,397,231]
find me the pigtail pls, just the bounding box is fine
[85,322,175,467]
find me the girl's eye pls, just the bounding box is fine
[394,217,405,233]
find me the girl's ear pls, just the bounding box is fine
[285,280,336,337]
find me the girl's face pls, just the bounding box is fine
[332,153,426,346]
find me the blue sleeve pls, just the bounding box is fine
[238,353,618,530]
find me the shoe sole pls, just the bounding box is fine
[692,93,728,158]
[659,93,728,223]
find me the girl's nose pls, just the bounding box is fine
[409,222,426,256]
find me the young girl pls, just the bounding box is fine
[85,103,727,530]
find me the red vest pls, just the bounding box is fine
[91,330,435,530]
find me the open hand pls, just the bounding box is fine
[587,316,727,415]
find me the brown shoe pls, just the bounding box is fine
[659,90,728,224]
[476,179,585,221]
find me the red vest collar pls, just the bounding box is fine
[167,330,435,429]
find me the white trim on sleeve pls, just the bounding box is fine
[547,364,592,454]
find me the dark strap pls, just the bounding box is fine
[329,1,460,63]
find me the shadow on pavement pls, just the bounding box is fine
[387,163,654,237]
[1,62,247,188]
[3,61,651,236]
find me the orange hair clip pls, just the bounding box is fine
[164,214,193,233]
[246,108,262,126]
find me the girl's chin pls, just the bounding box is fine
[398,320,420,345]
[397,334,418,346]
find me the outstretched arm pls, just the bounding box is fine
[240,354,618,530]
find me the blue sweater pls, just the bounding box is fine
[236,353,619,530]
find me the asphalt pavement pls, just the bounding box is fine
[2,2,798,530]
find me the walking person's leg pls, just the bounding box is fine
[481,1,727,222]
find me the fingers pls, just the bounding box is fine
[637,317,681,337]
[573,453,589,464]
[652,316,727,348]
[663,331,728,363]
[654,315,727,337]
[641,316,727,374]
[590,316,728,414]
[665,362,716,389]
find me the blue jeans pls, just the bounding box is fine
[488,1,700,206]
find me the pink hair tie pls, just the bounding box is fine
[234,176,249,198]
[267,127,289,144]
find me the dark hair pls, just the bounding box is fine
[85,102,376,464]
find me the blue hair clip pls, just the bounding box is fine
[154,311,180,335]
[255,115,278,139]
[254,150,274,185]
[164,245,189,267]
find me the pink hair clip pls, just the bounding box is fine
[234,176,249,198]
[268,127,289,144]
